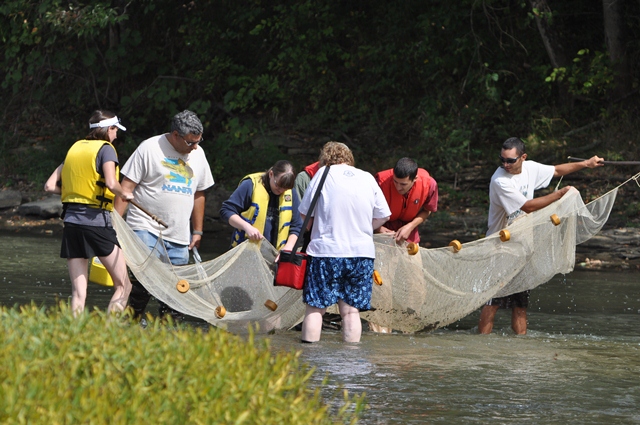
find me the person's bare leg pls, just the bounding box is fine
[68,258,89,316]
[301,305,326,342]
[338,300,362,342]
[369,322,392,333]
[478,304,500,334]
[511,307,527,335]
[99,247,132,313]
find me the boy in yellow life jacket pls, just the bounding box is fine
[220,160,302,252]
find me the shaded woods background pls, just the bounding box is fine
[1,0,638,192]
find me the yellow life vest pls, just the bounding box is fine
[231,173,293,250]
[61,140,119,211]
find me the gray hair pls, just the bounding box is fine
[171,110,203,136]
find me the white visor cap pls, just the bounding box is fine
[89,116,126,131]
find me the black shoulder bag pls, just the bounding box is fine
[273,165,330,290]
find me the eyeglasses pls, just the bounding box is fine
[271,176,283,190]
[499,155,522,164]
[178,134,204,147]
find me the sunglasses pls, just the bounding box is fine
[499,155,522,164]
[178,134,204,147]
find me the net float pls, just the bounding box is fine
[264,300,278,311]
[373,270,383,285]
[176,279,190,293]
[449,240,462,253]
[499,229,511,242]
[406,242,419,255]
[550,214,561,226]
[215,305,227,319]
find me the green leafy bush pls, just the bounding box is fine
[0,304,364,424]
[1,0,638,188]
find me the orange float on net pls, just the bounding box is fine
[176,279,190,293]
[264,300,278,311]
[499,229,511,242]
[215,305,227,319]
[550,214,561,226]
[373,270,383,286]
[449,240,462,253]
[406,242,419,256]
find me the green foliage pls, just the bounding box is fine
[545,49,616,98]
[0,0,638,185]
[211,117,286,182]
[0,1,127,95]
[0,133,67,188]
[0,304,364,424]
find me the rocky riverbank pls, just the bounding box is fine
[2,184,639,272]
[0,185,234,238]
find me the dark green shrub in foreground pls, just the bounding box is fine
[0,304,364,424]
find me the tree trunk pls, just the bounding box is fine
[602,0,632,100]
[528,0,570,69]
[528,0,571,105]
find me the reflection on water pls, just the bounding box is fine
[266,327,640,424]
[2,231,640,424]
[0,232,131,310]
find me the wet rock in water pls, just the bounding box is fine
[18,196,63,218]
[0,190,22,209]
[579,235,615,249]
[617,250,640,260]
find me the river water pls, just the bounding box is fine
[2,231,640,424]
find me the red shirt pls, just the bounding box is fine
[375,168,438,242]
[304,162,320,178]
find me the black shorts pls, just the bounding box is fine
[486,290,530,309]
[60,223,119,259]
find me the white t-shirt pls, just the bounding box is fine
[120,134,215,245]
[299,164,391,258]
[487,160,555,235]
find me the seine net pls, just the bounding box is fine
[112,185,619,333]
[362,187,617,332]
[112,213,305,333]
